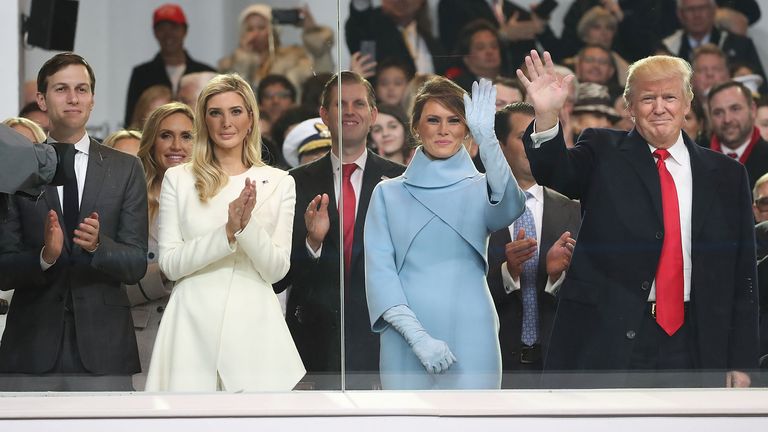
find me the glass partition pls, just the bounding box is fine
[2,0,767,398]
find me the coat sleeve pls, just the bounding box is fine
[158,168,235,281]
[364,184,410,332]
[89,156,148,284]
[728,165,760,371]
[479,127,526,233]
[235,174,295,284]
[0,196,50,290]
[523,123,597,200]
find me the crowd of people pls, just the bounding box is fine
[0,0,767,391]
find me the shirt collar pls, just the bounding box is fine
[525,184,544,203]
[47,132,91,155]
[330,147,368,174]
[648,132,689,168]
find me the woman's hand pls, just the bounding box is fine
[226,178,256,243]
[463,78,497,146]
[239,178,257,229]
[516,50,573,132]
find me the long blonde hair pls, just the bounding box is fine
[137,102,194,224]
[192,73,264,202]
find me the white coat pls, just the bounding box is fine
[145,163,305,391]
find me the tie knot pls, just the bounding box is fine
[727,152,738,159]
[653,149,671,162]
[342,163,357,179]
[525,191,534,200]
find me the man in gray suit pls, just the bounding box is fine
[0,53,148,390]
[487,102,581,388]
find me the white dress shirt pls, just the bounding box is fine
[530,123,693,301]
[720,135,752,160]
[40,133,91,270]
[306,150,368,258]
[400,21,434,75]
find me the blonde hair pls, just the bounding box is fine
[577,6,618,44]
[130,84,173,129]
[192,74,263,202]
[137,102,194,224]
[2,117,47,143]
[623,55,694,107]
[103,129,142,148]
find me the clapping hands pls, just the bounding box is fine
[226,178,257,243]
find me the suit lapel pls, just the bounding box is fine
[308,153,339,252]
[350,150,383,268]
[618,129,663,225]
[79,139,106,223]
[538,188,562,290]
[688,138,718,239]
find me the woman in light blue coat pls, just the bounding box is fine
[364,78,526,389]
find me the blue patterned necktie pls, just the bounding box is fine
[513,192,539,346]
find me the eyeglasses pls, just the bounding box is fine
[755,197,768,212]
[580,56,612,66]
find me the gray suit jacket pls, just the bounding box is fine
[487,187,581,372]
[0,139,148,375]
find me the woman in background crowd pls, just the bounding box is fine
[129,85,173,130]
[218,4,334,96]
[369,104,413,165]
[145,74,304,392]
[103,129,142,156]
[2,117,46,143]
[126,102,193,390]
[365,78,525,389]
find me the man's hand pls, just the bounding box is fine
[516,50,574,131]
[505,228,537,279]
[726,370,751,388]
[42,210,63,264]
[305,193,330,252]
[74,212,100,253]
[546,231,576,283]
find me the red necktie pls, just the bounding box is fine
[342,164,357,272]
[653,149,684,336]
[727,152,738,159]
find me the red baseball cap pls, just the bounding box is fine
[153,3,187,27]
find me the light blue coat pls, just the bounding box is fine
[364,145,525,389]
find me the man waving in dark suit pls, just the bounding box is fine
[275,71,404,390]
[0,53,148,391]
[518,50,758,388]
[487,101,580,388]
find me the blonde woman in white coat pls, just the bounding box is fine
[145,74,305,391]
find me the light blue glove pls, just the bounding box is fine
[382,304,457,374]
[463,78,498,146]
[464,79,510,202]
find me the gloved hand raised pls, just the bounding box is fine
[463,78,498,147]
